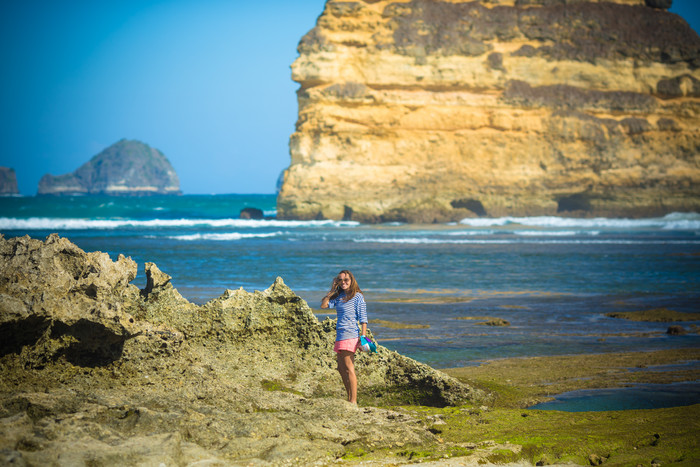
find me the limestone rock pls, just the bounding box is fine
[0,234,482,464]
[143,261,172,294]
[278,0,700,222]
[38,139,181,196]
[0,234,141,366]
[0,167,19,195]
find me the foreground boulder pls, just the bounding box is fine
[0,234,481,465]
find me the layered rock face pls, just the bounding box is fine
[0,234,480,464]
[0,167,19,195]
[38,139,181,196]
[278,0,700,222]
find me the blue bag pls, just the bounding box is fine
[360,335,377,353]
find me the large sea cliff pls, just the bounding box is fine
[278,0,700,222]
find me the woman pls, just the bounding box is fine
[320,270,368,404]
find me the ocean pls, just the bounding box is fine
[2,194,699,402]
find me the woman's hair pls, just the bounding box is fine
[330,269,362,301]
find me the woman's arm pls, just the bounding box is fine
[357,294,368,336]
[320,293,331,309]
[320,278,340,309]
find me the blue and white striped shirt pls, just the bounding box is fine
[328,292,368,341]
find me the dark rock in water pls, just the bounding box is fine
[37,139,181,196]
[667,325,687,335]
[481,318,511,327]
[457,316,510,326]
[240,207,264,219]
[0,234,482,464]
[0,167,19,195]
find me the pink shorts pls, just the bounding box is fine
[334,338,360,353]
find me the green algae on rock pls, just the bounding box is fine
[0,234,482,465]
[388,402,700,466]
[445,349,700,409]
[606,308,700,322]
[357,349,700,466]
[370,318,430,329]
[456,316,511,326]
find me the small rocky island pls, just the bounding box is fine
[0,167,19,195]
[38,139,181,196]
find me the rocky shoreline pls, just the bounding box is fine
[1,234,697,465]
[0,234,481,465]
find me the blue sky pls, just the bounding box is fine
[0,0,698,195]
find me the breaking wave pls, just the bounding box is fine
[166,232,284,241]
[458,213,700,230]
[352,237,700,245]
[0,217,359,230]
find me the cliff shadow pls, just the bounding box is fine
[0,317,127,368]
[557,193,592,213]
[0,316,50,357]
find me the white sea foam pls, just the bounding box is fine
[458,213,700,230]
[443,230,497,236]
[513,230,601,236]
[353,237,700,245]
[353,238,513,244]
[0,217,358,230]
[1,213,698,232]
[167,232,283,241]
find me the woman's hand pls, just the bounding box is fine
[321,278,338,309]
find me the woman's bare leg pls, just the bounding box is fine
[336,350,357,403]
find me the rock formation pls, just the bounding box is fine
[38,139,181,196]
[278,0,700,223]
[0,167,19,195]
[0,234,481,464]
[240,207,265,219]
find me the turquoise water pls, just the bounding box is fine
[0,194,277,222]
[2,194,699,410]
[529,382,700,411]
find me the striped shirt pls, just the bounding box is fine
[328,292,368,341]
